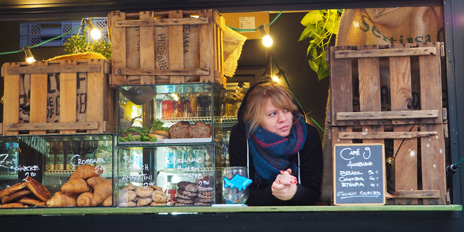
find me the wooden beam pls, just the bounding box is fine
[6,122,99,131]
[338,131,437,139]
[336,110,438,120]
[7,64,101,75]
[115,17,209,27]
[115,67,210,76]
[334,47,437,59]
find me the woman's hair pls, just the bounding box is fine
[243,82,300,136]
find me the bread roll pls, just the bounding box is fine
[77,192,97,207]
[47,192,77,207]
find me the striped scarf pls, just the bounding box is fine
[247,115,307,185]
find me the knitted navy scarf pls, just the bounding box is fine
[247,115,308,185]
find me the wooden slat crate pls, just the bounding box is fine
[328,42,447,205]
[1,59,116,135]
[108,9,226,87]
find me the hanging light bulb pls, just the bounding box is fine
[23,46,36,63]
[259,25,273,48]
[84,18,102,40]
[271,69,284,83]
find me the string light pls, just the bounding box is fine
[23,46,36,63]
[84,18,102,40]
[259,24,273,48]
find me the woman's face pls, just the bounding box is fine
[260,99,293,137]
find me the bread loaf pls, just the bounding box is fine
[169,121,191,138]
[189,121,212,138]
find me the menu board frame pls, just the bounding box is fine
[333,143,386,205]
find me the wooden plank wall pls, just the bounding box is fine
[329,42,447,205]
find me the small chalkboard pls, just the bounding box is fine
[333,143,385,205]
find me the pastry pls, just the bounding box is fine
[189,121,212,138]
[61,178,90,195]
[198,191,214,199]
[123,183,138,191]
[0,182,27,198]
[93,179,112,205]
[174,197,193,204]
[177,181,197,192]
[152,190,167,203]
[120,190,137,203]
[0,202,27,208]
[102,196,112,207]
[150,202,167,206]
[87,177,107,187]
[18,197,46,207]
[1,189,32,203]
[169,121,191,138]
[136,197,153,206]
[77,192,97,207]
[70,164,103,180]
[149,185,163,192]
[119,201,136,207]
[47,192,77,207]
[25,176,52,202]
[135,186,154,198]
[177,188,197,197]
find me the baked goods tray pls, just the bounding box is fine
[119,138,212,145]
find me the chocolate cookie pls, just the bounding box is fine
[177,188,198,197]
[194,202,213,206]
[177,181,198,192]
[174,197,194,204]
[198,191,214,199]
[197,186,214,192]
[194,197,214,203]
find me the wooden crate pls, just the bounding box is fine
[108,9,226,87]
[1,59,116,135]
[327,42,447,205]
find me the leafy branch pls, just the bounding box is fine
[299,9,341,80]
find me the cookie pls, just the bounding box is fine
[135,186,154,198]
[177,181,198,192]
[177,192,196,200]
[150,202,167,206]
[174,203,193,206]
[174,197,194,204]
[177,188,198,197]
[197,187,214,192]
[194,202,213,206]
[198,191,214,199]
[194,197,214,203]
[152,190,168,203]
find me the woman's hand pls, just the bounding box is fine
[271,169,298,201]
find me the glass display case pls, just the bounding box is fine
[0,134,114,208]
[116,83,225,207]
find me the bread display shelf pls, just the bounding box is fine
[119,138,212,145]
[161,116,237,128]
[44,170,113,178]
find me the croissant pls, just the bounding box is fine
[102,196,112,207]
[86,177,107,188]
[61,178,90,195]
[70,164,103,180]
[93,179,112,205]
[46,192,77,207]
[77,192,97,207]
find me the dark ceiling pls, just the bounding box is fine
[0,0,441,21]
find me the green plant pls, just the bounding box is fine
[299,9,341,80]
[64,27,111,59]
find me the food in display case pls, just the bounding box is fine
[0,134,115,209]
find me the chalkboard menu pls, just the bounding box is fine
[333,143,385,205]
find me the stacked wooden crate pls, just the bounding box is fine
[328,42,447,205]
[1,59,115,135]
[108,9,226,87]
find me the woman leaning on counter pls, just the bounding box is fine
[229,81,323,206]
